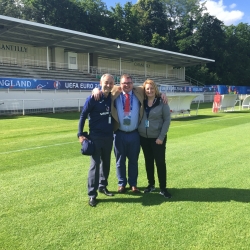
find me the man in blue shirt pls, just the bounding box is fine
[78,74,114,207]
[111,74,144,193]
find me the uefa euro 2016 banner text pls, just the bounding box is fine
[0,77,99,90]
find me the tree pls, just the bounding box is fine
[221,23,250,85]
[0,0,25,18]
[77,0,110,36]
[176,9,226,84]
[133,0,170,47]
[108,2,141,42]
[13,0,110,35]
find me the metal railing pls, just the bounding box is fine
[0,97,86,116]
[23,59,48,68]
[0,57,17,65]
[185,75,205,86]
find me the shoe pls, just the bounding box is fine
[131,186,140,193]
[99,187,114,196]
[159,189,172,199]
[144,185,155,193]
[118,186,126,193]
[89,197,97,207]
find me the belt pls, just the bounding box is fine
[118,129,137,133]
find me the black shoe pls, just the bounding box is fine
[98,187,114,196]
[89,197,97,207]
[144,185,155,193]
[159,189,172,199]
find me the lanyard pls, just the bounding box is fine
[144,98,157,119]
[100,93,111,116]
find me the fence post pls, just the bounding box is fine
[22,100,25,115]
[53,99,55,113]
[78,99,81,112]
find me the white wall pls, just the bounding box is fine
[0,89,90,100]
[0,89,90,112]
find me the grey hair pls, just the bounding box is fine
[101,73,114,81]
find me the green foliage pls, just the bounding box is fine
[1,106,250,249]
[0,0,25,18]
[221,23,250,85]
[186,65,220,84]
[108,2,141,42]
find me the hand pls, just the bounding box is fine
[79,136,87,144]
[156,139,163,145]
[160,93,168,104]
[92,88,102,100]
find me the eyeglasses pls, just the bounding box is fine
[121,82,133,85]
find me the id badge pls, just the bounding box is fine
[145,120,149,128]
[123,115,131,125]
[108,116,111,124]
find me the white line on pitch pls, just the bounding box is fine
[0,141,77,155]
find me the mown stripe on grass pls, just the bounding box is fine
[0,141,77,155]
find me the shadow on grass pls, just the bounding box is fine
[29,112,80,120]
[170,188,250,203]
[98,187,250,206]
[0,115,20,120]
[223,110,250,114]
[172,115,220,121]
[0,112,80,120]
[190,103,211,110]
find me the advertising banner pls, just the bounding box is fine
[159,85,216,93]
[0,77,100,90]
[1,77,250,94]
[216,85,250,94]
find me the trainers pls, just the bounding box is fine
[144,185,155,193]
[159,189,172,198]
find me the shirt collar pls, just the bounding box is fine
[122,90,132,95]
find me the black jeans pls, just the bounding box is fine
[140,136,167,190]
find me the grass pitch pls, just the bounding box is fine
[1,103,250,249]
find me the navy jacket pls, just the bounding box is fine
[78,93,113,138]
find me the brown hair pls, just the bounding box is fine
[120,74,133,83]
[143,79,160,97]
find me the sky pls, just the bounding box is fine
[104,0,250,26]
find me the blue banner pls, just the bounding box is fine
[159,85,216,93]
[0,77,100,90]
[1,77,250,94]
[209,85,250,95]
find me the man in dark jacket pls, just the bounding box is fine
[77,73,114,207]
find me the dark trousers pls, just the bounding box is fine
[88,136,113,198]
[114,130,140,187]
[140,136,167,189]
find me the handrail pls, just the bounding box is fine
[185,75,205,86]
[0,57,17,65]
[23,59,47,68]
